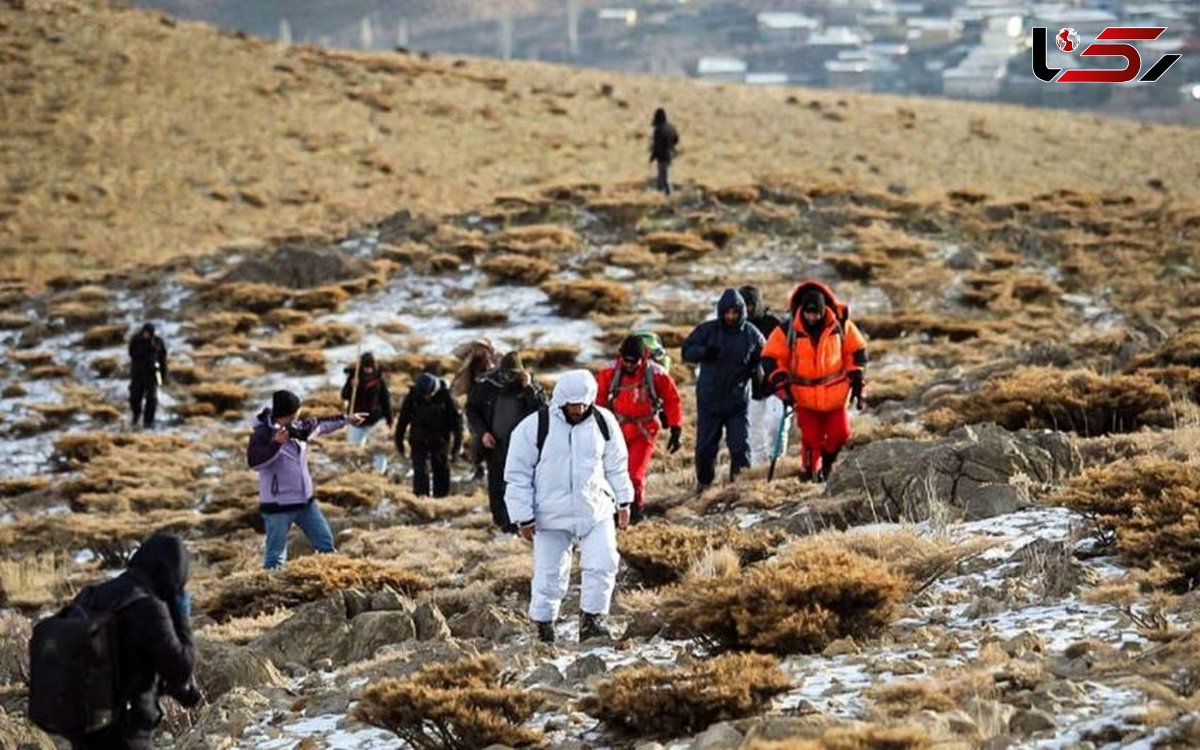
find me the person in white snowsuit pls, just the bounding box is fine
[504,369,635,644]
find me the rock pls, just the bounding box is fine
[194,639,286,701]
[1002,631,1045,659]
[0,706,55,750]
[448,605,526,641]
[413,600,451,641]
[740,715,840,742]
[343,588,372,619]
[370,585,415,614]
[822,637,860,657]
[964,698,1017,739]
[305,688,352,716]
[1010,708,1056,735]
[635,744,666,750]
[912,708,978,738]
[336,610,417,665]
[947,246,983,270]
[252,592,349,668]
[0,611,30,684]
[826,424,1079,521]
[220,242,368,289]
[962,484,1024,521]
[963,596,1009,620]
[981,737,1018,750]
[523,663,566,688]
[690,722,744,750]
[565,654,608,682]
[178,688,269,750]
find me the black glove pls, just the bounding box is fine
[667,426,682,454]
[704,345,721,361]
[175,677,202,708]
[849,371,865,410]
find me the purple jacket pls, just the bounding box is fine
[247,407,347,508]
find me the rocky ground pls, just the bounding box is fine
[1,181,1199,749]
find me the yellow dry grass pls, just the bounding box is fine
[4,0,1199,283]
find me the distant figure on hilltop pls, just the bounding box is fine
[128,323,167,429]
[650,107,679,195]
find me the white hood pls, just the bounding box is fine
[551,369,598,409]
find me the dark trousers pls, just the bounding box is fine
[73,726,153,750]
[694,404,751,488]
[655,160,671,194]
[412,444,451,498]
[486,451,515,532]
[129,375,157,427]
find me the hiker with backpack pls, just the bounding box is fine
[682,288,765,490]
[248,389,367,569]
[650,107,679,195]
[29,533,201,750]
[739,286,788,466]
[504,369,634,644]
[467,351,548,533]
[762,280,868,482]
[451,338,500,480]
[341,352,394,473]
[595,334,683,524]
[128,323,167,429]
[394,372,463,498]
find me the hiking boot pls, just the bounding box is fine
[535,621,556,644]
[629,504,645,525]
[817,451,840,482]
[579,612,612,642]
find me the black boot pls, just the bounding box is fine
[629,504,645,525]
[818,451,840,482]
[535,620,556,644]
[579,612,612,642]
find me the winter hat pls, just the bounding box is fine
[141,323,155,335]
[415,372,438,398]
[619,335,645,361]
[738,286,762,313]
[359,352,377,371]
[501,351,524,373]
[272,390,301,418]
[653,107,667,126]
[799,290,826,314]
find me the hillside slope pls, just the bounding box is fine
[1,0,1198,280]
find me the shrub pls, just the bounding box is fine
[481,253,554,284]
[543,279,631,317]
[288,321,360,346]
[0,511,203,567]
[0,610,32,682]
[523,344,580,369]
[580,653,790,738]
[604,244,662,270]
[642,231,717,258]
[287,348,327,374]
[49,301,111,327]
[355,655,543,749]
[80,324,127,349]
[619,523,786,587]
[203,554,431,621]
[928,367,1170,435]
[746,725,930,750]
[186,312,259,346]
[190,382,251,412]
[291,285,350,312]
[492,224,581,257]
[201,282,289,313]
[456,308,509,328]
[1054,458,1200,589]
[660,539,908,654]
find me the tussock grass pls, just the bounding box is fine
[202,554,430,621]
[189,382,252,412]
[543,279,631,317]
[618,522,786,587]
[641,231,718,258]
[746,726,930,749]
[354,655,543,749]
[480,253,555,285]
[580,653,791,738]
[79,324,127,349]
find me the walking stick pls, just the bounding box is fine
[346,344,363,418]
[767,402,793,483]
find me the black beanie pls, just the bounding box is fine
[272,390,301,418]
[619,335,645,360]
[501,352,524,373]
[799,290,826,313]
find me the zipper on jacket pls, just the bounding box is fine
[271,474,279,496]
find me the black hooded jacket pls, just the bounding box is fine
[73,534,199,740]
[395,374,464,452]
[739,287,783,399]
[128,334,167,382]
[650,110,679,164]
[681,289,765,412]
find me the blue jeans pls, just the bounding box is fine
[261,501,336,570]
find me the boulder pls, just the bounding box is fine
[336,610,416,665]
[413,600,451,641]
[690,722,744,750]
[1010,708,1056,735]
[220,242,368,289]
[826,424,1080,522]
[195,639,286,701]
[0,707,55,750]
[252,591,349,668]
[523,663,566,688]
[370,585,416,614]
[565,654,607,682]
[448,605,526,642]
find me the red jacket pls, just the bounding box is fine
[595,356,683,434]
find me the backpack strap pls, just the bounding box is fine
[536,405,610,460]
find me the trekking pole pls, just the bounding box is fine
[346,343,362,418]
[767,403,793,483]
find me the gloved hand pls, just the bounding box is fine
[175,592,192,621]
[667,426,683,454]
[704,345,721,361]
[849,371,865,411]
[450,444,461,463]
[768,370,792,403]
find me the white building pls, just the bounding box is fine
[696,56,748,81]
[745,72,790,85]
[757,12,820,46]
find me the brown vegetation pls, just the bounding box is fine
[480,253,555,285]
[642,231,718,258]
[746,725,931,749]
[1054,458,1200,589]
[354,655,543,749]
[580,653,791,737]
[618,523,786,586]
[189,382,252,412]
[543,279,631,317]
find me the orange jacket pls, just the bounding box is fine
[595,357,683,437]
[762,282,867,412]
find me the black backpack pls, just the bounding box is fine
[28,586,146,737]
[535,405,611,459]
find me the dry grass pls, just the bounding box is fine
[618,522,786,587]
[641,231,718,258]
[543,279,631,317]
[5,1,1197,284]
[201,554,431,621]
[354,655,543,749]
[79,324,127,349]
[0,552,72,610]
[580,653,791,738]
[288,320,361,346]
[480,253,554,285]
[655,536,909,654]
[1054,458,1200,589]
[746,726,930,750]
[189,382,252,412]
